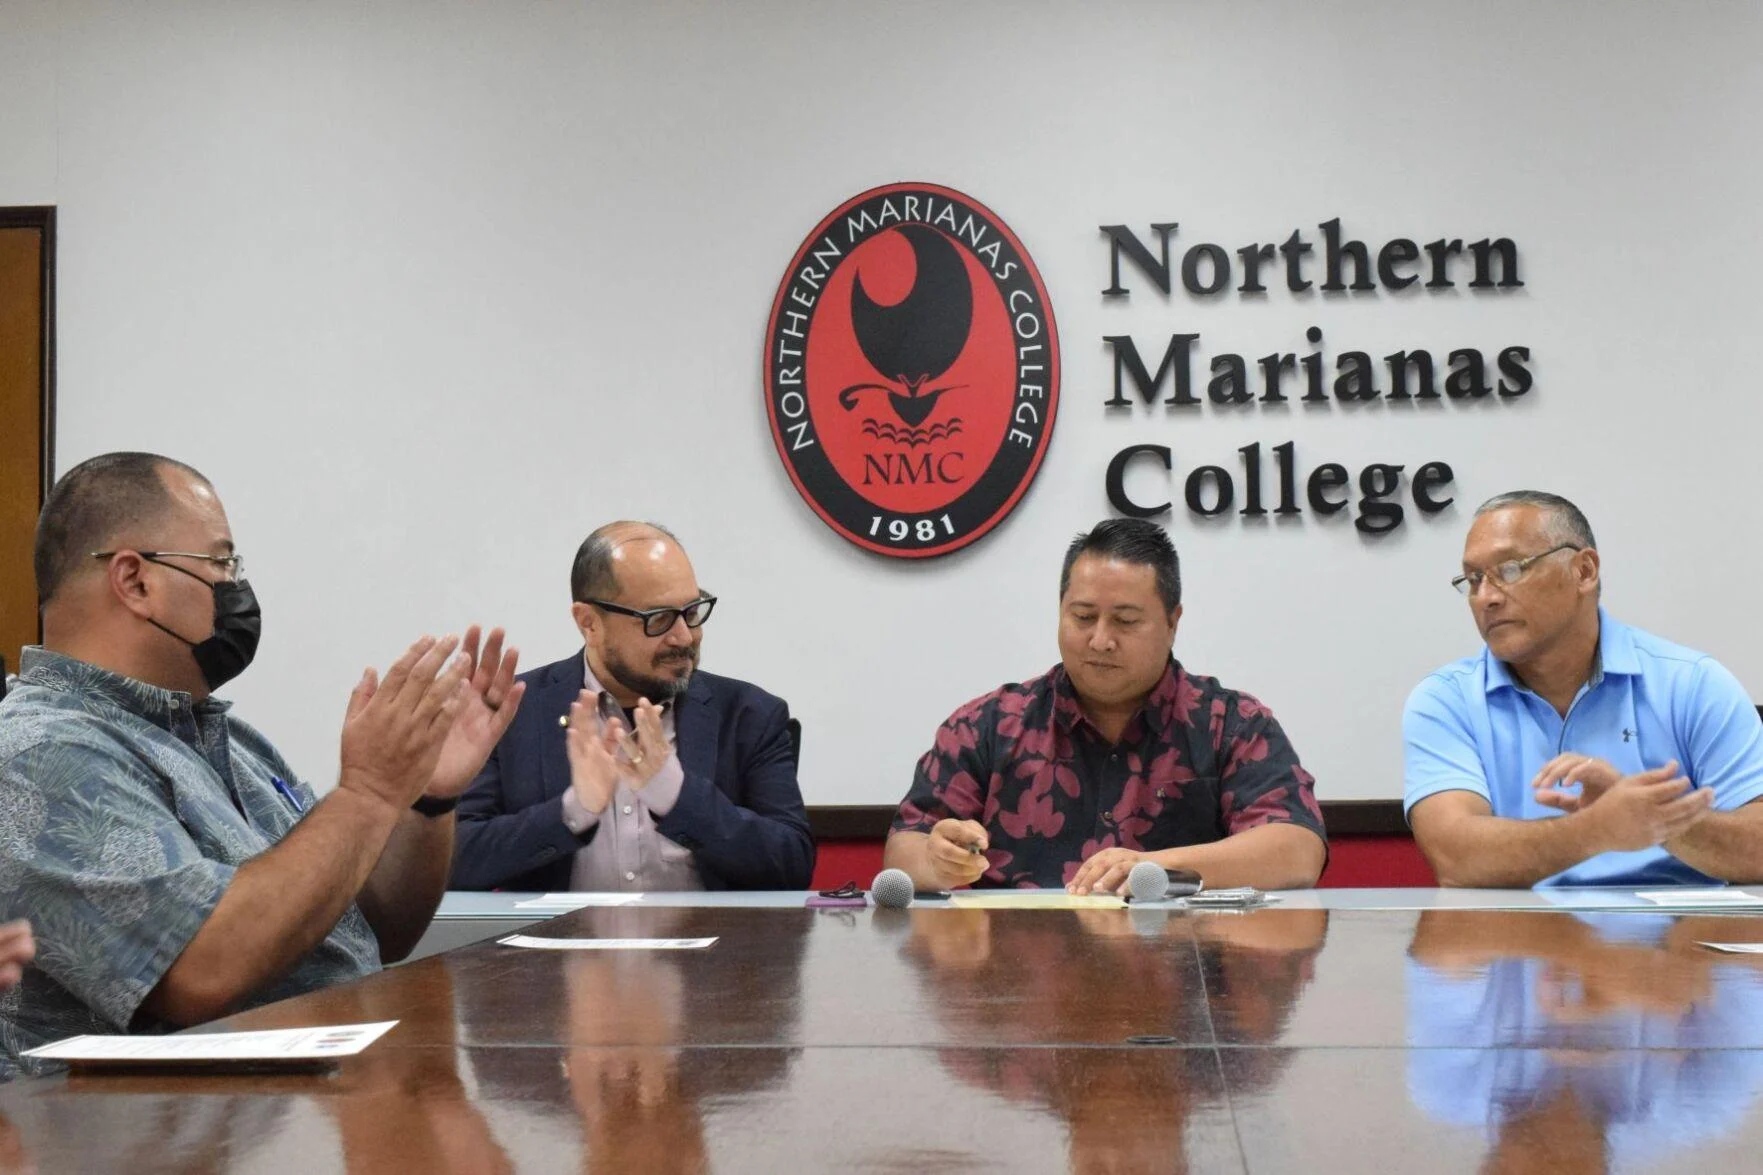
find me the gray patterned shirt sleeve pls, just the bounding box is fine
[0,648,381,1068]
[0,733,232,1031]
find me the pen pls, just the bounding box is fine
[270,775,305,814]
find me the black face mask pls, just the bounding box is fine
[144,559,262,691]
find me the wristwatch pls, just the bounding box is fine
[410,794,460,818]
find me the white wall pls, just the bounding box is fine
[8,0,1763,805]
[0,0,56,204]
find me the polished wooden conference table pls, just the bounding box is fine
[5,888,1763,1172]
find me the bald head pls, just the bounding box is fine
[35,452,209,606]
[569,521,684,603]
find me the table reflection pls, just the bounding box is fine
[1406,910,1763,1172]
[1192,908,1330,1054]
[0,1111,27,1175]
[472,907,807,1175]
[317,963,513,1174]
[903,906,1328,1173]
[0,970,505,1173]
[0,1078,283,1174]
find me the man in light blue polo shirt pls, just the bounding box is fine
[1405,490,1763,887]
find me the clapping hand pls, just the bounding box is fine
[427,626,525,799]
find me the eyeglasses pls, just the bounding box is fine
[1450,544,1580,596]
[585,594,717,637]
[91,549,246,583]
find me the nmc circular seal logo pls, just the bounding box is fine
[764,183,1060,558]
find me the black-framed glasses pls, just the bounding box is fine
[1450,544,1580,596]
[585,594,717,637]
[91,549,246,583]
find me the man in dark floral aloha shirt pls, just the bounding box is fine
[885,519,1327,894]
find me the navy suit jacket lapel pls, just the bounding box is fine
[538,654,588,804]
[675,676,717,795]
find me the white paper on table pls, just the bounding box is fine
[514,893,643,909]
[497,935,717,950]
[1635,888,1763,907]
[1698,942,1763,954]
[22,1020,399,1063]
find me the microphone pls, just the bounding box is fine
[870,868,915,909]
[1127,860,1170,903]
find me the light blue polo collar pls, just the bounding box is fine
[1482,608,1637,696]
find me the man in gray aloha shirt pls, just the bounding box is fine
[0,452,524,1073]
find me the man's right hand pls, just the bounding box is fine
[1532,753,1623,812]
[1579,760,1714,852]
[927,819,991,888]
[339,635,472,816]
[565,690,625,817]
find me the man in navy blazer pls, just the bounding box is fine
[451,522,814,892]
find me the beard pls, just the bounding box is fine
[604,643,698,703]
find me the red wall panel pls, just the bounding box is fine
[808,835,1436,891]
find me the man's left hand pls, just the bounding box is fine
[1068,847,1150,896]
[0,921,34,992]
[428,626,526,799]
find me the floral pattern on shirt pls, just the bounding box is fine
[894,660,1325,888]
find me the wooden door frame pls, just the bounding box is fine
[1,206,56,664]
[0,206,56,498]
